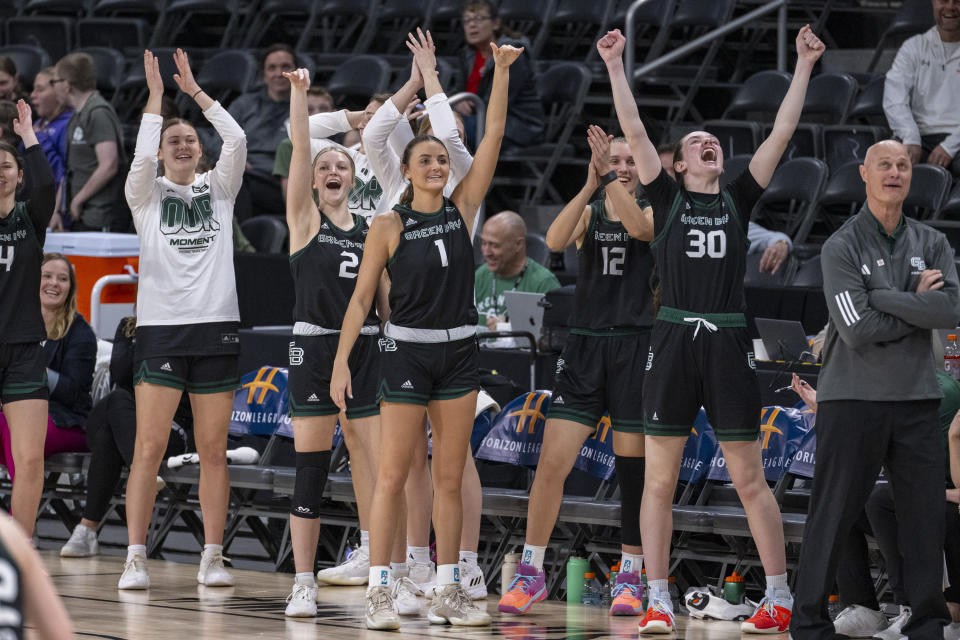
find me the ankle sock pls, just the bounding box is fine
[520,544,546,570]
[127,544,146,561]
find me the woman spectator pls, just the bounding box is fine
[0,57,24,103]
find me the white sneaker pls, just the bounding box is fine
[60,524,99,557]
[834,605,889,638]
[284,581,318,617]
[393,576,422,615]
[407,559,436,594]
[874,606,910,640]
[365,585,400,630]
[428,583,492,626]
[944,621,960,640]
[458,561,487,599]
[197,549,235,586]
[317,545,369,586]
[118,555,150,590]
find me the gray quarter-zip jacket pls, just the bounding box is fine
[818,205,960,402]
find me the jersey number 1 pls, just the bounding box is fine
[434,239,449,268]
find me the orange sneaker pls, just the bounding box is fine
[638,600,675,634]
[741,595,792,633]
[609,572,644,616]
[497,563,546,614]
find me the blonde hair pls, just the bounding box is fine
[42,253,78,341]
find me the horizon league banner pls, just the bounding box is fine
[679,410,719,484]
[475,392,616,480]
[706,405,813,483]
[786,402,817,478]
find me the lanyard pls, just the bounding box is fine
[492,263,528,317]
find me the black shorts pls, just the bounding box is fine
[642,321,760,442]
[134,321,242,360]
[378,336,479,406]
[288,333,380,419]
[0,342,48,404]
[134,355,239,394]
[133,322,241,394]
[546,330,648,433]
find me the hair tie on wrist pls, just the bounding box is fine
[192,88,203,99]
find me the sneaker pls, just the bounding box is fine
[610,572,644,616]
[317,545,369,586]
[407,559,437,594]
[943,621,960,640]
[197,549,234,587]
[638,598,675,634]
[497,563,546,614]
[873,606,911,640]
[393,576,422,616]
[833,605,889,638]
[742,591,792,634]
[60,524,99,558]
[459,561,487,600]
[118,555,150,590]
[428,583,492,626]
[685,587,755,621]
[284,582,318,617]
[365,585,400,630]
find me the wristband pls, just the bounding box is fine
[191,88,203,100]
[601,170,617,186]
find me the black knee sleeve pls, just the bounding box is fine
[290,450,331,520]
[616,455,645,547]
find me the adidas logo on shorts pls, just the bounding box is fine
[160,362,173,372]
[553,395,564,405]
[307,393,320,402]
[652,411,659,421]
[401,380,414,390]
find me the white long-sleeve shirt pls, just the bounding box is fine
[126,102,246,326]
[361,93,474,217]
[883,27,960,156]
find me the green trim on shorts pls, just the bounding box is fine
[643,422,693,437]
[570,327,649,337]
[134,362,186,390]
[547,406,600,429]
[1,379,47,395]
[186,378,240,394]
[611,417,646,433]
[656,306,746,328]
[714,429,761,442]
[430,387,476,401]
[345,403,381,419]
[378,380,430,406]
[288,394,339,417]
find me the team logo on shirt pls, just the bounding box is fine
[160,192,221,254]
[349,175,382,212]
[288,343,304,365]
[910,256,926,274]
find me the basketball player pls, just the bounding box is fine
[119,49,246,590]
[599,25,825,633]
[499,127,655,616]
[330,38,523,631]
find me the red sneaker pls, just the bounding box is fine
[741,596,792,633]
[638,600,675,634]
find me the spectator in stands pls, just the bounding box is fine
[229,43,296,217]
[29,67,73,214]
[273,86,334,200]
[791,372,960,639]
[60,316,194,558]
[0,101,19,147]
[455,0,544,150]
[53,53,125,232]
[0,57,24,103]
[793,140,960,640]
[475,210,560,329]
[884,0,960,175]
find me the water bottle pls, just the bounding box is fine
[827,594,843,620]
[724,571,745,604]
[946,334,960,380]
[580,572,604,606]
[566,556,588,604]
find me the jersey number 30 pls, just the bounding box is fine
[685,229,726,259]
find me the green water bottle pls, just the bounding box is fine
[724,571,745,604]
[566,556,588,604]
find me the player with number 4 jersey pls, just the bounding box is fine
[600,25,825,635]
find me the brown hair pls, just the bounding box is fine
[157,118,199,175]
[261,43,297,70]
[308,86,332,101]
[55,53,98,92]
[370,92,391,105]
[0,102,19,147]
[416,111,466,141]
[672,142,685,187]
[42,253,78,340]
[0,56,16,78]
[399,134,447,206]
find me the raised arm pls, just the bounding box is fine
[15,100,56,231]
[126,51,164,219]
[284,68,319,253]
[451,43,521,231]
[749,25,824,188]
[587,124,653,241]
[545,142,595,251]
[597,30,661,185]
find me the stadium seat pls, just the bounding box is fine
[365,0,431,55]
[525,233,550,267]
[114,46,181,119]
[802,72,857,124]
[904,164,951,220]
[540,0,612,61]
[298,0,379,54]
[812,160,866,242]
[702,120,761,160]
[744,251,797,287]
[324,54,392,111]
[426,0,465,56]
[923,220,960,253]
[941,182,960,220]
[241,0,314,49]
[89,0,166,47]
[792,254,822,288]
[162,0,241,49]
[616,0,675,64]
[718,154,753,190]
[77,17,150,52]
[847,75,887,126]
[4,16,73,62]
[22,0,90,13]
[766,123,822,164]
[752,157,828,244]
[240,216,289,254]
[722,70,792,121]
[190,48,257,107]
[76,46,126,97]
[497,0,554,58]
[868,0,934,72]
[0,44,50,87]
[822,125,885,173]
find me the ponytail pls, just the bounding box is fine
[399,182,414,206]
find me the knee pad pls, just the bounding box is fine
[291,450,331,520]
[616,455,645,547]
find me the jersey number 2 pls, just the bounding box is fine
[685,229,726,258]
[601,246,625,276]
[338,251,359,279]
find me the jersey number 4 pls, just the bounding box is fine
[685,229,726,259]
[0,246,12,273]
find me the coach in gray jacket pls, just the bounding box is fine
[792,140,960,640]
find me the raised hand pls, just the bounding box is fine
[587,124,613,175]
[11,99,34,140]
[283,68,311,92]
[796,24,825,64]
[403,97,423,122]
[490,42,523,68]
[597,29,626,63]
[406,27,437,75]
[171,48,201,97]
[144,50,164,96]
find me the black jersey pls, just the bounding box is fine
[0,146,56,344]
[0,534,23,639]
[644,168,764,314]
[568,198,655,330]
[387,198,478,329]
[290,213,378,329]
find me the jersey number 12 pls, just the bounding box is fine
[601,246,625,276]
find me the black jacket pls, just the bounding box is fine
[42,314,97,428]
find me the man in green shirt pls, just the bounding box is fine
[474,210,560,330]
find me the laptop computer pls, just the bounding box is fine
[503,291,546,344]
[754,318,817,363]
